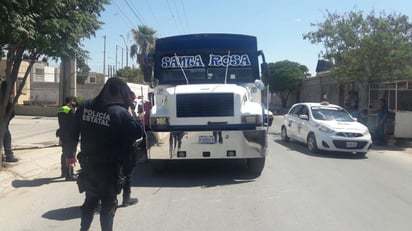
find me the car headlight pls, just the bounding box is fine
[362,128,370,136]
[242,115,262,124]
[318,125,335,133]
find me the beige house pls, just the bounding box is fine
[1,60,105,106]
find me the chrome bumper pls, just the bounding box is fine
[146,129,267,159]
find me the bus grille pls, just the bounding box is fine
[176,93,234,117]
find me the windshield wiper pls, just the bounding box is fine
[224,50,231,84]
[174,53,189,85]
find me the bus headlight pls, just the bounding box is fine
[242,115,262,124]
[151,117,169,126]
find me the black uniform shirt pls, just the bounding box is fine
[66,100,143,165]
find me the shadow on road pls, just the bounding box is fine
[131,159,260,188]
[42,206,81,221]
[273,138,368,160]
[12,176,65,188]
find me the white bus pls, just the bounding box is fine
[142,33,269,175]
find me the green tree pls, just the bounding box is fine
[77,56,91,84]
[130,25,157,75]
[116,66,144,83]
[303,10,412,84]
[0,0,107,167]
[266,60,309,108]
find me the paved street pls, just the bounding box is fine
[1,116,412,230]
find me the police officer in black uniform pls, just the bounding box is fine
[57,96,78,180]
[121,90,140,207]
[64,77,143,231]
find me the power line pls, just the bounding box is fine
[172,0,185,33]
[112,0,137,29]
[123,0,145,26]
[143,0,161,31]
[180,0,190,32]
[112,0,150,43]
[166,0,182,34]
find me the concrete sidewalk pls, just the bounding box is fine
[0,116,64,195]
[1,145,63,195]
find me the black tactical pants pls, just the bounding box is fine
[60,139,74,178]
[60,153,74,177]
[79,165,119,231]
[80,189,117,231]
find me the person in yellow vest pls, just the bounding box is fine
[57,96,78,180]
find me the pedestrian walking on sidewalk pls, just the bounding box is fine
[65,77,143,231]
[3,99,18,162]
[57,96,78,180]
[375,98,389,145]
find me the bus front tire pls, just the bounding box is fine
[150,160,166,173]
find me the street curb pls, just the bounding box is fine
[1,145,62,196]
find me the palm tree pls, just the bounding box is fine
[130,25,157,68]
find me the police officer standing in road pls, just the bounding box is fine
[121,90,141,207]
[65,77,143,231]
[57,96,78,180]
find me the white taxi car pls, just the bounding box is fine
[281,102,372,156]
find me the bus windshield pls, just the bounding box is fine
[152,34,261,85]
[158,66,255,84]
[156,52,257,85]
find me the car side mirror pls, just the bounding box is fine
[299,114,309,120]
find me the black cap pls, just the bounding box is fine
[65,96,79,106]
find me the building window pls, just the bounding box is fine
[34,68,44,81]
[89,77,96,83]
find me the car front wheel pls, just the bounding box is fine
[307,133,318,153]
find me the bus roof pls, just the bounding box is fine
[155,33,258,52]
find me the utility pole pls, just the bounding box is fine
[120,34,128,67]
[121,47,124,68]
[59,58,77,105]
[115,45,118,72]
[103,35,106,76]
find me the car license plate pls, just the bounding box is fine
[199,136,215,144]
[346,141,357,148]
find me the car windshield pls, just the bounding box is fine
[311,106,354,122]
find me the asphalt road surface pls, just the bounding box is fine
[0,116,411,231]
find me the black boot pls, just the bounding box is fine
[122,194,138,207]
[5,155,18,162]
[65,168,77,181]
[60,154,66,177]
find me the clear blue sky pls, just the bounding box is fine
[82,0,412,76]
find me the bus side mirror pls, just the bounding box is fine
[143,65,152,83]
[261,63,269,82]
[254,79,265,90]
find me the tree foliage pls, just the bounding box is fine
[0,0,107,165]
[77,56,91,84]
[116,67,144,84]
[265,60,309,108]
[304,9,412,84]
